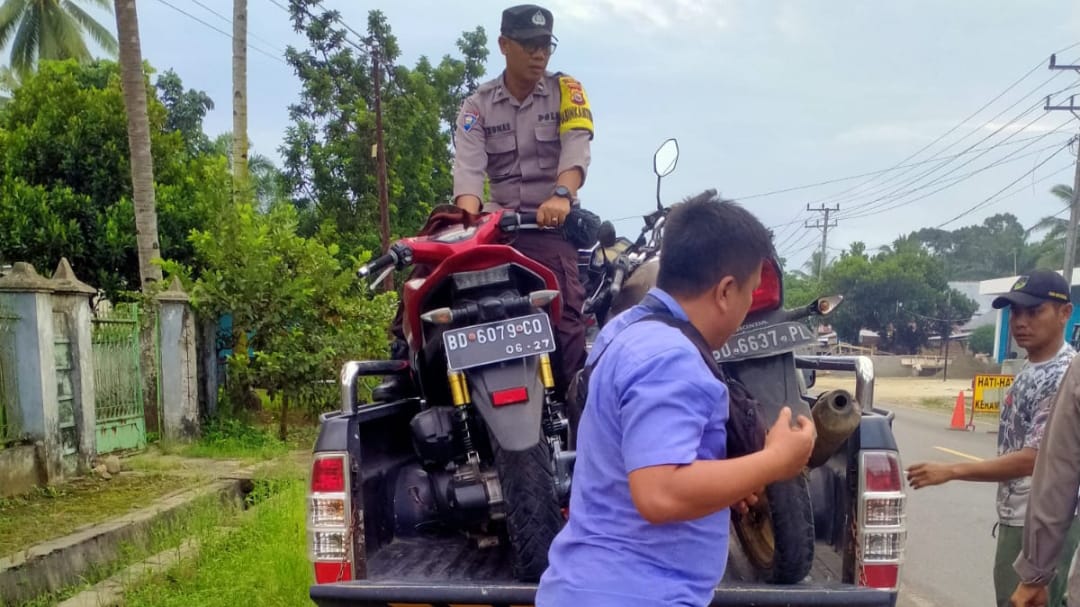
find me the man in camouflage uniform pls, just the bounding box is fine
[375,4,593,401]
[907,270,1080,607]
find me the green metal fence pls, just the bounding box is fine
[92,304,145,453]
[0,297,18,445]
[54,312,77,457]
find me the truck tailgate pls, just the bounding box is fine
[310,533,896,606]
[309,581,897,607]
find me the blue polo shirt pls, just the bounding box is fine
[536,288,731,607]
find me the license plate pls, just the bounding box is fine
[444,313,556,371]
[713,321,817,363]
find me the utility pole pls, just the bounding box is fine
[942,290,952,382]
[372,47,392,291]
[1045,54,1080,285]
[805,204,840,278]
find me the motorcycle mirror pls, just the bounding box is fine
[653,138,679,178]
[598,221,617,248]
[653,138,678,212]
[812,294,844,316]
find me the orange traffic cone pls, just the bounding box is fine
[948,391,967,431]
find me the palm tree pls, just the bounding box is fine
[0,0,118,78]
[113,0,161,287]
[1026,184,1075,270]
[0,64,18,104]
[232,0,248,199]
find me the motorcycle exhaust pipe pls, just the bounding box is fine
[808,388,862,468]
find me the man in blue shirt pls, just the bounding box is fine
[536,191,817,606]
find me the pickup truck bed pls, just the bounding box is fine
[308,356,901,607]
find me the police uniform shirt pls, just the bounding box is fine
[452,71,593,214]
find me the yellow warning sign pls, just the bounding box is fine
[973,374,1014,414]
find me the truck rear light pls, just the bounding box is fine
[857,450,906,591]
[311,455,346,492]
[748,258,782,315]
[309,496,347,526]
[309,452,353,584]
[863,450,903,492]
[310,530,350,560]
[861,529,908,560]
[862,496,906,526]
[860,563,899,589]
[314,561,353,584]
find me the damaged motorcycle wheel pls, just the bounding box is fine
[732,470,815,584]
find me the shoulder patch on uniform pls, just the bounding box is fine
[462,112,478,132]
[558,76,594,138]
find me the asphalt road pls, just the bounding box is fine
[889,404,1002,607]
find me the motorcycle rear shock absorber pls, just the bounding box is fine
[448,371,479,461]
[539,354,567,438]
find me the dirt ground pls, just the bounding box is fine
[812,373,973,407]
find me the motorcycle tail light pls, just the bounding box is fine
[492,386,529,406]
[748,258,782,315]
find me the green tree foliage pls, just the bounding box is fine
[969,324,996,356]
[0,59,227,298]
[280,2,487,258]
[155,68,214,155]
[169,199,396,432]
[818,240,977,354]
[0,0,118,78]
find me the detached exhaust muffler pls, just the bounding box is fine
[808,389,862,468]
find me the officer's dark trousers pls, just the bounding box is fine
[390,231,587,399]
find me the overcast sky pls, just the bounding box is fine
[16,0,1080,272]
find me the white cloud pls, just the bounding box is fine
[774,1,809,43]
[546,0,730,31]
[982,114,1066,135]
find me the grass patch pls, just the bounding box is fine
[918,396,956,411]
[0,472,185,557]
[122,476,310,607]
[163,418,290,461]
[13,482,243,607]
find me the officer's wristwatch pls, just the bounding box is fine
[552,185,573,202]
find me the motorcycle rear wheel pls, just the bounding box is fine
[732,470,815,584]
[491,434,563,582]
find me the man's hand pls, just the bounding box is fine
[537,196,571,227]
[905,462,954,489]
[763,407,816,480]
[1011,581,1048,607]
[733,487,763,515]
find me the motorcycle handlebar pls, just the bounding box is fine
[358,252,396,279]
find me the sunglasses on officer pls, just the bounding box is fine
[509,36,557,55]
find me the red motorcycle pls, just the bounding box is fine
[347,207,583,581]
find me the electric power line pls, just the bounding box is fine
[839,130,1074,221]
[825,68,1080,216]
[186,0,284,52]
[150,0,288,65]
[805,41,1080,211]
[752,132,1058,207]
[936,141,1077,228]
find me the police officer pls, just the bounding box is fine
[374,3,593,401]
